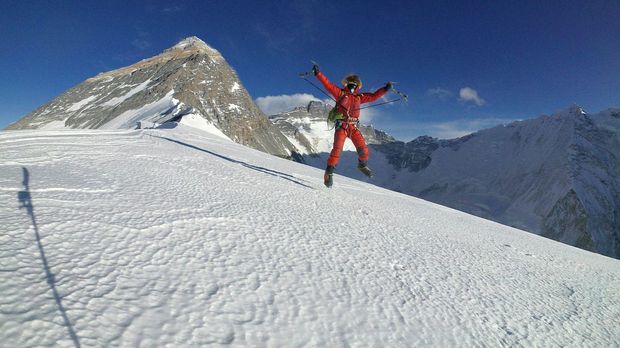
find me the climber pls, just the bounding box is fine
[312,64,392,187]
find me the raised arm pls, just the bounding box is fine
[359,85,390,104]
[315,71,342,99]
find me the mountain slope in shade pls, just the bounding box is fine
[5,36,295,157]
[1,126,618,346]
[298,105,620,258]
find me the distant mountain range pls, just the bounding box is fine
[272,102,620,259]
[6,36,619,258]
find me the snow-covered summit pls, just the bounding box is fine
[171,36,210,49]
[566,103,587,116]
[6,36,295,158]
[1,126,618,346]
[164,36,221,56]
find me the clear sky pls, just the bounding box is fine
[1,0,619,140]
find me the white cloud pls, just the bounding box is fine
[255,93,321,115]
[459,87,486,106]
[426,87,453,101]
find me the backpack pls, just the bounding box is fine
[327,90,347,124]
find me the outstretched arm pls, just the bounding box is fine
[360,85,390,104]
[315,71,342,99]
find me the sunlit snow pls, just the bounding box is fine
[1,126,618,347]
[67,95,98,112]
[230,82,240,92]
[102,80,152,107]
[100,90,175,129]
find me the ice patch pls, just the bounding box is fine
[228,104,242,112]
[67,95,98,112]
[103,80,152,107]
[100,90,175,129]
[230,82,240,93]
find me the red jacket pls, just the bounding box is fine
[316,72,388,119]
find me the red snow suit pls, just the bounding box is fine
[316,71,388,167]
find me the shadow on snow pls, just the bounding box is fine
[152,135,314,189]
[18,167,81,348]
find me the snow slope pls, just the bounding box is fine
[1,126,619,347]
[298,106,620,259]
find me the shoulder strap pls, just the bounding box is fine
[337,90,346,102]
[335,90,350,117]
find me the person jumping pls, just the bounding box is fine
[312,64,392,187]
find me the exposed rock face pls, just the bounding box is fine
[542,189,593,250]
[6,36,295,158]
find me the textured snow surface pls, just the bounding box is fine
[1,127,619,347]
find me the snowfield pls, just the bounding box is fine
[1,126,619,347]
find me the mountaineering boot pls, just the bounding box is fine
[357,161,373,178]
[324,165,335,188]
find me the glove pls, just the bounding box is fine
[385,82,393,91]
[312,64,320,76]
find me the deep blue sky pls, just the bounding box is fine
[1,0,619,139]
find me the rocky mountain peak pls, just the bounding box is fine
[6,36,295,158]
[306,100,330,117]
[86,36,222,83]
[165,36,219,55]
[567,104,586,116]
[538,104,591,129]
[307,100,327,111]
[607,108,620,119]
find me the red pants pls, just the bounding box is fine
[327,124,369,167]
